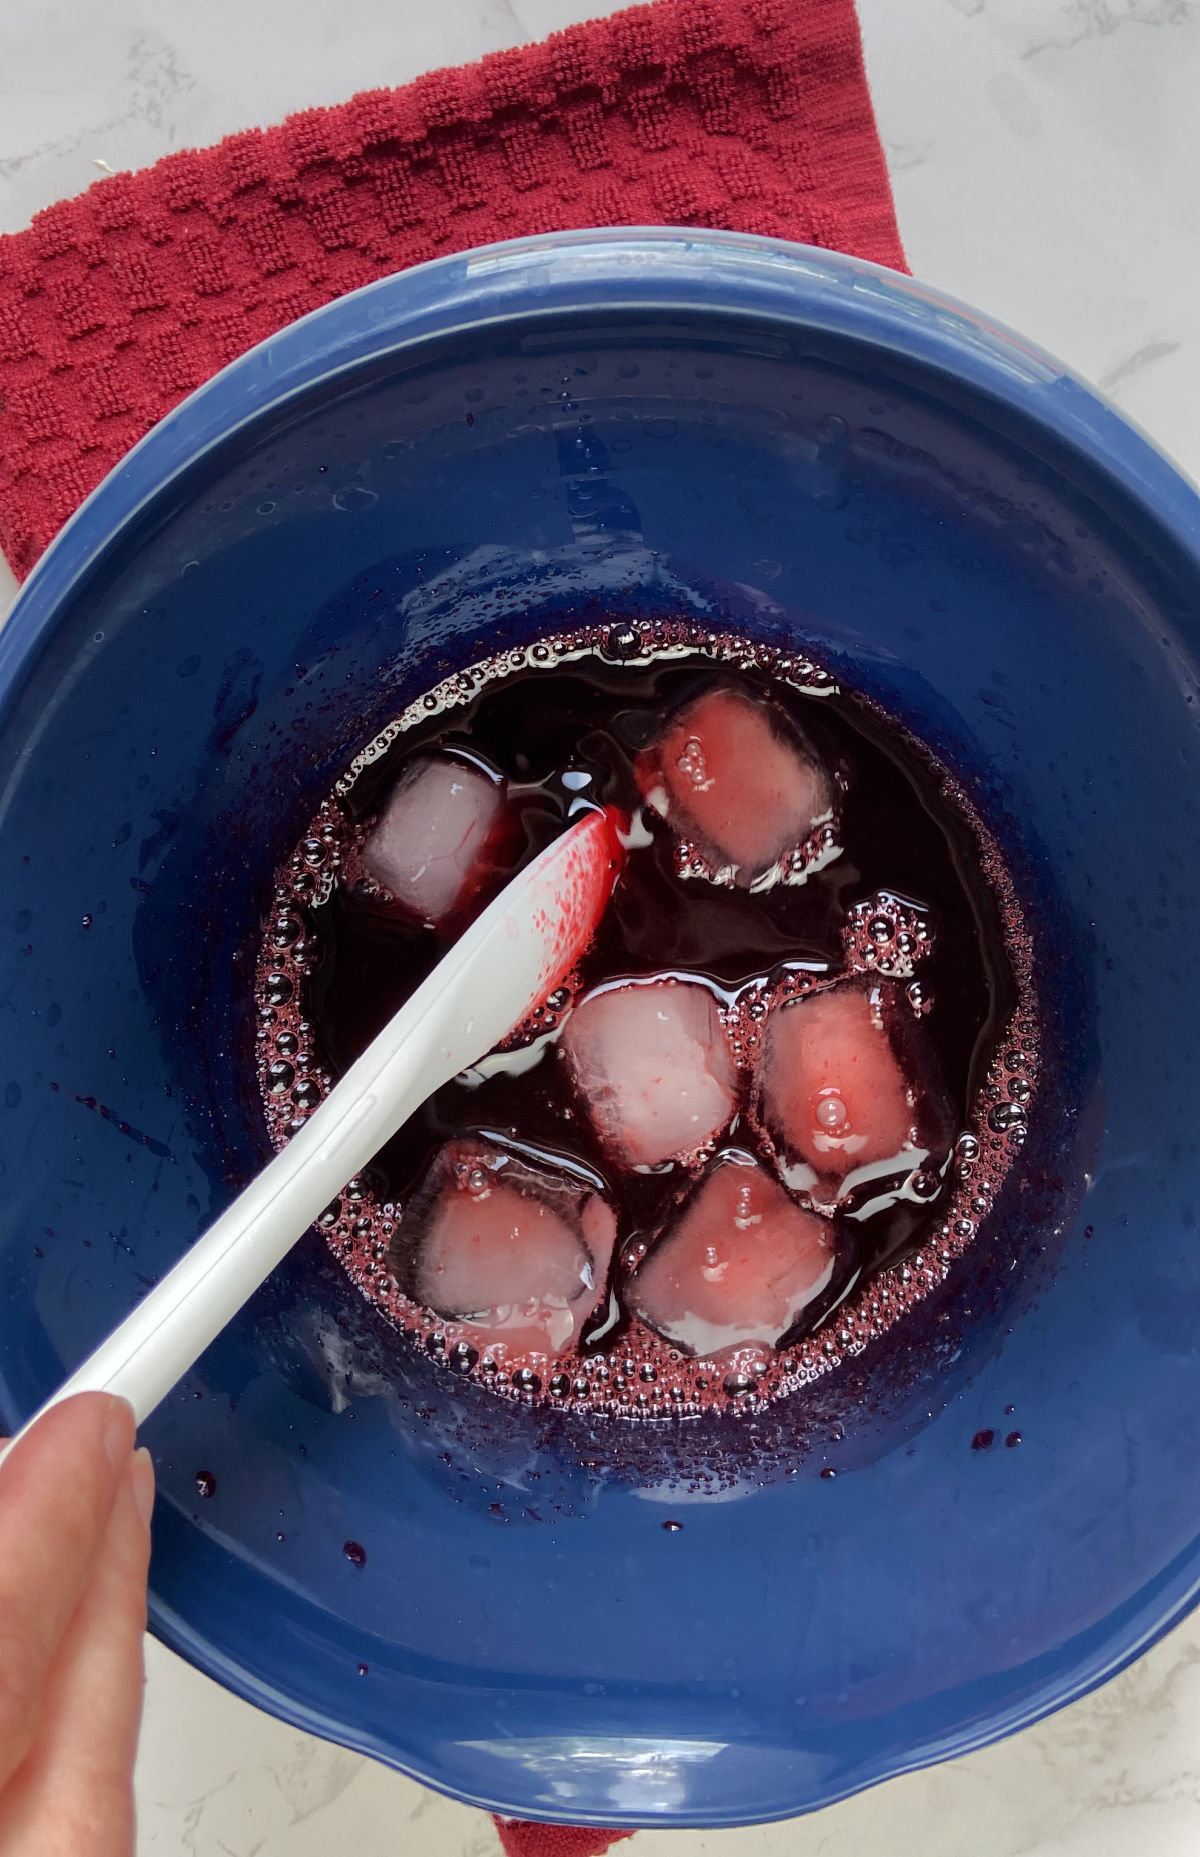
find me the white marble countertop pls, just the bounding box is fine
[2,2,1199,1852]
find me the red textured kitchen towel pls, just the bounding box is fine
[0,0,904,582]
[0,0,900,1848]
[496,1823,634,1857]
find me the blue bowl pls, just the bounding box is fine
[2,230,1199,1829]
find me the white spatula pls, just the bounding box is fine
[0,807,624,1458]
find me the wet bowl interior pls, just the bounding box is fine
[2,231,1199,1830]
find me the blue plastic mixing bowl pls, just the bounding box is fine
[2,230,1199,1828]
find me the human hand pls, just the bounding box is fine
[0,1395,154,1857]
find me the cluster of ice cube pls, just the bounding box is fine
[402,968,948,1362]
[356,684,832,920]
[357,682,950,1367]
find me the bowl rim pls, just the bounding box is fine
[4,227,1200,1828]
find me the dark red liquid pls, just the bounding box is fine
[255,621,1037,1418]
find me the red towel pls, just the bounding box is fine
[0,1,901,1848]
[0,0,903,583]
[496,1823,635,1856]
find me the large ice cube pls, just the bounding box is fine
[759,979,951,1196]
[407,1140,616,1360]
[361,754,507,926]
[561,977,738,1168]
[628,1154,835,1355]
[634,684,834,885]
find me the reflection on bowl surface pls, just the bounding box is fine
[1,230,1199,1828]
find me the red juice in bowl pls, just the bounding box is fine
[255,617,1036,1417]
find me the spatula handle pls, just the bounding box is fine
[0,809,621,1459]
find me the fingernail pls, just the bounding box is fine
[130,1447,156,1530]
[102,1396,136,1475]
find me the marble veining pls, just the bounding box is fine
[0,33,196,182]
[1019,1,1195,62]
[2,1,1199,1851]
[1099,338,1183,392]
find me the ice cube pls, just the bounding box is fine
[758,979,951,1196]
[407,1141,615,1360]
[634,684,834,885]
[561,977,739,1168]
[361,754,507,926]
[628,1154,836,1355]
